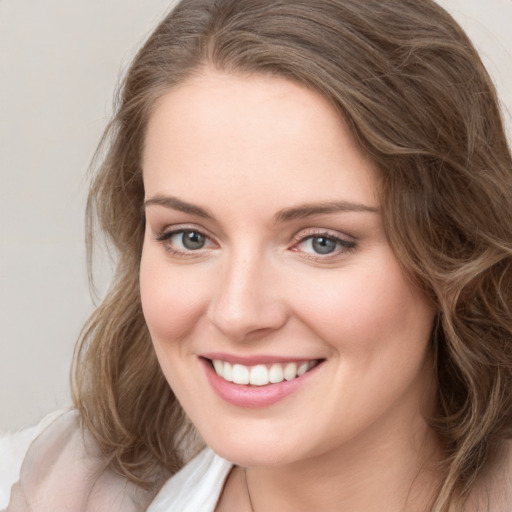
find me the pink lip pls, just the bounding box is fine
[200,357,324,409]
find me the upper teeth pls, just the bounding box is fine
[211,359,317,386]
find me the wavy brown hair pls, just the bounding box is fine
[72,0,512,508]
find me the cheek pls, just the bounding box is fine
[292,251,434,356]
[288,256,435,447]
[139,247,210,344]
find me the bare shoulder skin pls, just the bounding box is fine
[462,440,512,512]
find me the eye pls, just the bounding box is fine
[292,232,356,259]
[155,228,215,255]
[304,235,339,255]
[177,230,207,250]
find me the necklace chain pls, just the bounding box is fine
[244,467,255,512]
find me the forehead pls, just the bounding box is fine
[142,68,378,210]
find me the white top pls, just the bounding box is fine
[147,447,232,512]
[0,410,233,512]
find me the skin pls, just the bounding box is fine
[140,68,441,511]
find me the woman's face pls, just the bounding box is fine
[140,69,436,467]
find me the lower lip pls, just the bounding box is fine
[201,358,323,408]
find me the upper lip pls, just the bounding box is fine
[200,352,324,366]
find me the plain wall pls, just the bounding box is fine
[1,0,511,431]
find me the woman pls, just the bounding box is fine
[4,0,512,510]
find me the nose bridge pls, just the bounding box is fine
[208,244,286,340]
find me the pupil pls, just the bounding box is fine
[312,236,337,254]
[182,231,205,250]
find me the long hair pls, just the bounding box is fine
[72,0,512,508]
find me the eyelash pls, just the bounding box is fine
[154,226,356,261]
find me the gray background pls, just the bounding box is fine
[1,0,511,431]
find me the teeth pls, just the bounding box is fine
[211,359,317,386]
[213,359,224,375]
[297,362,309,376]
[232,364,249,385]
[269,363,283,383]
[223,362,233,382]
[283,362,297,381]
[249,365,269,386]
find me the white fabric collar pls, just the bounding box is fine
[148,447,233,512]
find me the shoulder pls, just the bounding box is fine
[0,409,68,510]
[463,439,512,512]
[487,439,512,511]
[2,411,232,512]
[3,409,152,512]
[493,439,512,510]
[147,448,233,512]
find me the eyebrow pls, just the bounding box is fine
[273,201,379,223]
[144,195,378,222]
[144,195,213,218]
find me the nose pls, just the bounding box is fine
[206,248,288,341]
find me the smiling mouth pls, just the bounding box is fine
[207,358,322,386]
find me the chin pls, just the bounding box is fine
[198,424,314,468]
